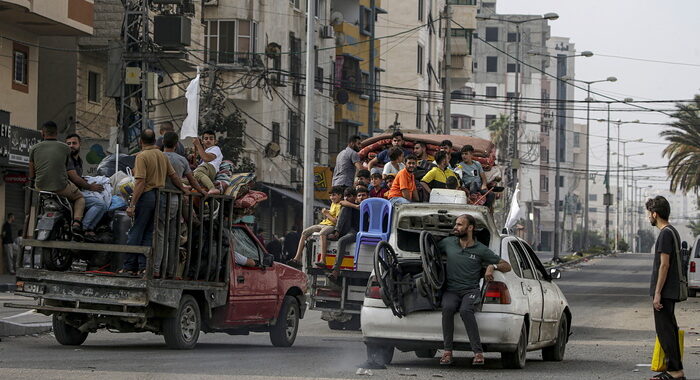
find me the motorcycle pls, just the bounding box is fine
[35,190,75,271]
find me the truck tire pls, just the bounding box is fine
[501,322,528,369]
[163,294,201,349]
[52,315,88,346]
[366,343,394,365]
[270,296,300,347]
[689,288,697,297]
[542,315,568,361]
[327,315,361,331]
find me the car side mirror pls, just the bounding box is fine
[549,268,561,280]
[262,254,274,267]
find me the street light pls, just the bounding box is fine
[561,75,616,250]
[611,118,640,251]
[476,12,558,210]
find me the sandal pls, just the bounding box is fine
[650,373,686,380]
[439,350,454,365]
[472,352,485,366]
[314,261,326,268]
[286,259,302,268]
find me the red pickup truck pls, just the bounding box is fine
[7,191,308,349]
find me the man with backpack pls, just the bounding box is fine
[646,195,686,380]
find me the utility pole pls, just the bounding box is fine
[553,54,566,261]
[605,103,611,249]
[582,83,591,249]
[120,0,151,153]
[511,22,521,191]
[368,0,376,137]
[442,3,452,135]
[302,0,317,230]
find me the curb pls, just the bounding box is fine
[546,252,613,270]
[0,320,52,338]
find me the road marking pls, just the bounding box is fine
[2,310,35,320]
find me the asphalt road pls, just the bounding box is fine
[0,253,698,380]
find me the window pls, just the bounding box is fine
[540,175,549,192]
[506,63,520,73]
[486,56,497,72]
[416,97,423,130]
[12,43,29,92]
[506,91,516,100]
[339,55,361,93]
[270,48,283,86]
[485,27,498,42]
[315,138,322,163]
[451,115,472,130]
[473,61,478,70]
[574,132,581,147]
[520,241,547,280]
[205,20,258,65]
[540,146,549,162]
[589,194,597,201]
[88,71,101,103]
[289,33,302,79]
[417,44,424,75]
[589,207,598,213]
[418,0,424,21]
[359,6,372,36]
[559,175,564,187]
[287,110,301,157]
[232,228,261,261]
[314,46,323,92]
[485,114,496,128]
[507,32,518,42]
[373,68,381,100]
[485,86,497,98]
[509,242,534,279]
[361,71,370,97]
[272,122,280,144]
[507,244,523,278]
[290,0,300,9]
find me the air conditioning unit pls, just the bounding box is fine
[293,81,306,97]
[320,25,335,39]
[154,15,191,50]
[290,167,302,182]
[203,0,218,5]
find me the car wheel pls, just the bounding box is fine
[415,348,438,358]
[163,294,201,349]
[52,315,88,346]
[542,314,568,361]
[366,343,394,365]
[689,288,697,297]
[501,321,528,369]
[270,296,300,347]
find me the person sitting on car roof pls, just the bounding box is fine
[420,151,459,196]
[326,186,368,281]
[437,214,511,366]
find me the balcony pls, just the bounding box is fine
[448,55,472,81]
[449,0,476,30]
[0,0,94,36]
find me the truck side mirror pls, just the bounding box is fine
[262,254,274,267]
[549,268,561,280]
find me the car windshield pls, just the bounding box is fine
[395,213,490,253]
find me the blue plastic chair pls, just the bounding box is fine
[353,198,392,268]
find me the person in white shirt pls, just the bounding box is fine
[382,147,405,179]
[192,130,223,195]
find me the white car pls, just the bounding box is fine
[361,203,571,369]
[688,236,700,297]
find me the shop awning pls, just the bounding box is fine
[260,184,328,209]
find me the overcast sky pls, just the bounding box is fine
[497,0,700,193]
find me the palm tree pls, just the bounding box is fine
[487,114,510,162]
[687,220,700,237]
[661,95,700,193]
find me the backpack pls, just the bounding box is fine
[668,227,688,302]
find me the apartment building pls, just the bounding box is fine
[0,0,94,269]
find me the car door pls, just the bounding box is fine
[518,239,560,342]
[226,226,278,325]
[503,237,543,344]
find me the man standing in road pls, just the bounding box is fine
[155,121,186,157]
[437,214,511,366]
[332,135,362,188]
[646,196,685,380]
[2,213,15,274]
[123,130,188,276]
[283,226,301,262]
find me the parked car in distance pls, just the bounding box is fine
[688,236,700,297]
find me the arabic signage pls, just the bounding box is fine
[314,166,332,200]
[0,124,43,168]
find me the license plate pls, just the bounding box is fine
[23,283,45,294]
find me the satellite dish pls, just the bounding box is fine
[264,142,281,158]
[335,32,347,46]
[330,11,344,26]
[336,89,349,105]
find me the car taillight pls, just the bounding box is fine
[365,275,382,299]
[483,281,511,304]
[691,261,696,273]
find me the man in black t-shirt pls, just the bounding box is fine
[283,226,301,262]
[2,213,15,274]
[646,196,684,379]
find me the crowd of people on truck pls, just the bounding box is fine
[26,120,263,278]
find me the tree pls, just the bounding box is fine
[637,229,655,253]
[661,94,700,193]
[487,114,510,163]
[687,219,700,237]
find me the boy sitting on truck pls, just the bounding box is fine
[191,130,223,195]
[287,186,344,268]
[328,186,368,281]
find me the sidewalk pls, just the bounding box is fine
[0,280,52,338]
[0,274,16,292]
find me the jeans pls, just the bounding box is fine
[654,298,683,371]
[124,190,157,271]
[442,289,482,352]
[155,193,180,276]
[389,197,410,206]
[468,182,495,208]
[333,230,357,271]
[3,243,14,274]
[82,195,108,230]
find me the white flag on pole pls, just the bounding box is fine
[180,68,200,140]
[505,183,521,230]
